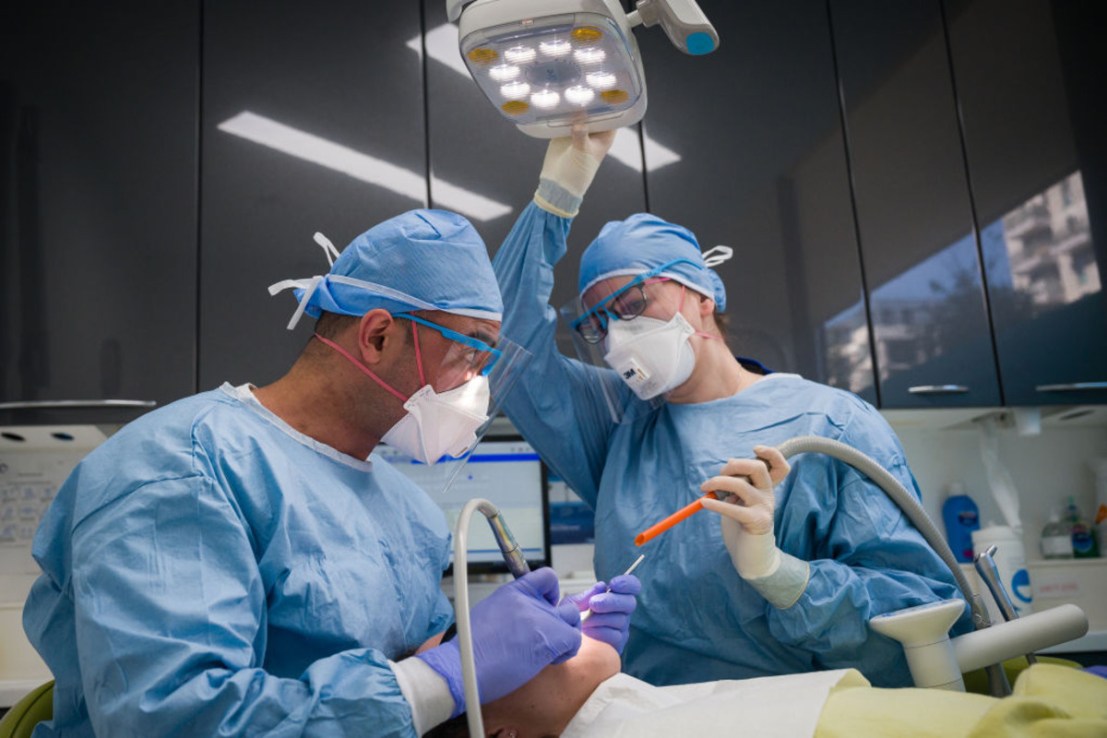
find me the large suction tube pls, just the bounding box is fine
[775,436,1014,696]
[775,436,985,628]
[453,498,532,738]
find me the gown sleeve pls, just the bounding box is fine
[68,473,422,737]
[492,195,626,508]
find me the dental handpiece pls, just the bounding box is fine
[580,554,646,622]
[485,509,531,579]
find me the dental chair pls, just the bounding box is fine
[0,681,52,738]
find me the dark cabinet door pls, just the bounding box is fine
[0,2,199,425]
[199,1,427,388]
[421,0,647,357]
[830,0,1000,408]
[945,0,1107,406]
[639,0,876,402]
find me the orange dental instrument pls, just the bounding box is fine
[635,492,718,546]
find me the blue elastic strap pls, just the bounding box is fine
[571,257,700,333]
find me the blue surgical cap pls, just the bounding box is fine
[578,213,728,312]
[272,209,503,329]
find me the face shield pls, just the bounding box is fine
[370,317,533,494]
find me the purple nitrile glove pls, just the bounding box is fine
[416,567,581,717]
[566,574,642,653]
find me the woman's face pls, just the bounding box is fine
[482,636,621,738]
[578,275,694,351]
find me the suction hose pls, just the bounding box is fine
[775,436,985,626]
[775,436,1009,696]
[453,498,532,738]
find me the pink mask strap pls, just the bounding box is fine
[314,334,409,403]
[410,321,427,387]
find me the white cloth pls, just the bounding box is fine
[561,668,868,738]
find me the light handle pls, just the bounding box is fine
[633,0,719,55]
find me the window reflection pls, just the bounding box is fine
[825,232,984,386]
[822,171,1099,393]
[874,232,984,383]
[982,171,1099,317]
[822,302,872,395]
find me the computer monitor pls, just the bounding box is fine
[373,435,551,575]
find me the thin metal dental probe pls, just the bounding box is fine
[580,553,646,622]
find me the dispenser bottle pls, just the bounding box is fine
[1039,509,1073,559]
[941,482,980,563]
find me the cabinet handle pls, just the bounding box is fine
[907,385,970,395]
[0,399,157,410]
[1035,382,1107,392]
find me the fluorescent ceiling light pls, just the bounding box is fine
[610,126,680,172]
[217,111,512,222]
[410,24,681,171]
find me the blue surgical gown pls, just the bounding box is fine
[23,383,453,737]
[492,202,972,688]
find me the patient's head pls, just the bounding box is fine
[428,636,621,738]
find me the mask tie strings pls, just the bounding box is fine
[314,333,410,403]
[702,245,734,268]
[313,232,340,267]
[268,276,324,331]
[268,233,341,330]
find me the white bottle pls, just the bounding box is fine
[1040,510,1074,559]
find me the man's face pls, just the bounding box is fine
[406,311,502,393]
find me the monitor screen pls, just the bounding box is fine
[373,436,550,574]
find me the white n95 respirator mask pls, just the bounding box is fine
[603,313,697,400]
[381,375,491,464]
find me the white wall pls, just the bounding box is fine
[889,418,1107,560]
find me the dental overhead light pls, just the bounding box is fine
[447,0,718,138]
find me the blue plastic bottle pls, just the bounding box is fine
[942,482,981,563]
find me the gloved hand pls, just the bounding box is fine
[416,567,582,716]
[700,445,791,580]
[564,574,641,653]
[534,124,617,217]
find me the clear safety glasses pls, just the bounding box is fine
[571,258,698,344]
[394,313,503,383]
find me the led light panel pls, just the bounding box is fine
[460,11,646,136]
